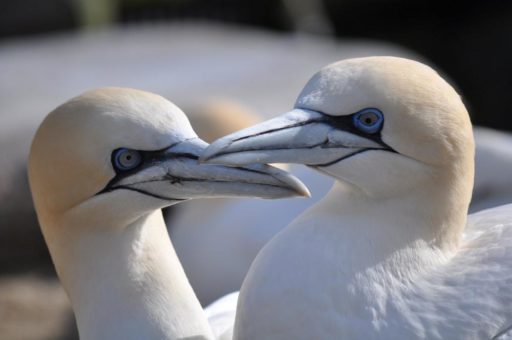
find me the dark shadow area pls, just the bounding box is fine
[1,0,510,131]
[0,166,56,277]
[324,0,512,131]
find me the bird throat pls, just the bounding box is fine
[45,210,214,340]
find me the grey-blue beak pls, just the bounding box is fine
[201,109,391,167]
[101,137,310,200]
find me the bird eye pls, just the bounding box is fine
[353,108,384,134]
[112,148,142,171]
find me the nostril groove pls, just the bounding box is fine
[164,173,181,184]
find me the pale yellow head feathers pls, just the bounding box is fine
[28,87,195,217]
[203,57,475,205]
[29,88,307,231]
[200,56,476,248]
[297,57,474,167]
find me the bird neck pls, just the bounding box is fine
[296,177,470,280]
[43,210,213,340]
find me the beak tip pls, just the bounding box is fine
[303,188,312,198]
[296,183,311,198]
[277,172,311,198]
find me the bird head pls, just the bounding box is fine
[202,57,474,200]
[28,88,308,229]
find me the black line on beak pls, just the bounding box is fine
[95,139,297,199]
[309,148,397,167]
[231,109,391,148]
[232,119,324,143]
[96,140,201,197]
[210,110,395,162]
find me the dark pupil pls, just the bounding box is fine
[121,152,134,165]
[362,113,376,125]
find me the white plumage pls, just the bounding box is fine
[169,126,512,305]
[203,56,512,339]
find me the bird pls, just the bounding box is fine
[202,56,512,339]
[27,87,309,340]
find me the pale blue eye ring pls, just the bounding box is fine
[352,108,384,134]
[112,148,142,171]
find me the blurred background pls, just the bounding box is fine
[1,1,512,339]
[3,0,512,129]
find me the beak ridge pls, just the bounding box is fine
[201,108,390,167]
[108,137,310,200]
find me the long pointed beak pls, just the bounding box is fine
[102,138,310,200]
[201,109,392,167]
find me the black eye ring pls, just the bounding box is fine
[112,148,142,172]
[352,108,384,134]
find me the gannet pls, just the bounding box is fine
[202,57,512,339]
[27,87,308,340]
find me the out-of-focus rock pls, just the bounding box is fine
[185,99,260,143]
[0,276,77,340]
